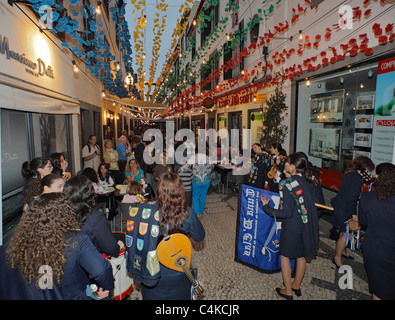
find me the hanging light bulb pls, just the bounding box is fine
[72,60,78,72]
[299,30,303,41]
[95,1,102,14]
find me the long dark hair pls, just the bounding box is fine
[376,166,395,201]
[63,175,95,222]
[156,172,188,229]
[271,142,287,157]
[50,152,64,175]
[22,158,51,181]
[81,167,99,183]
[97,163,112,183]
[288,152,311,181]
[345,156,375,174]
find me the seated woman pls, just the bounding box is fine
[0,193,114,300]
[50,152,70,181]
[81,167,106,194]
[41,173,65,194]
[97,163,115,187]
[125,158,145,183]
[22,157,53,207]
[64,175,123,257]
[122,180,144,204]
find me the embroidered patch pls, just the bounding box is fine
[125,235,133,247]
[154,210,160,221]
[139,222,148,235]
[146,250,160,276]
[133,254,142,271]
[129,207,139,217]
[137,238,144,251]
[295,189,303,195]
[126,220,135,232]
[142,208,151,219]
[151,225,159,238]
[290,180,299,188]
[299,196,304,203]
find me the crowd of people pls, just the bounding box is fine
[0,130,394,301]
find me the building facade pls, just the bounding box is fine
[159,0,395,190]
[0,0,134,243]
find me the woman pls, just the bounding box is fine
[97,163,115,187]
[246,143,271,189]
[81,167,107,194]
[125,158,145,183]
[64,175,123,257]
[267,143,288,193]
[260,152,319,300]
[22,157,53,206]
[191,149,213,219]
[0,193,114,300]
[358,165,395,300]
[50,152,69,180]
[141,172,205,300]
[122,180,144,203]
[331,156,374,267]
[41,173,65,194]
[103,139,122,184]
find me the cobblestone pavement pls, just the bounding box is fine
[129,190,372,300]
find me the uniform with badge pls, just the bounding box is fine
[262,175,319,259]
[125,200,205,300]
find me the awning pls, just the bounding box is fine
[0,73,80,114]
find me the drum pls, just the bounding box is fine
[102,232,134,300]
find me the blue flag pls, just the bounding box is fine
[235,184,294,272]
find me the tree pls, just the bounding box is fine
[260,83,288,150]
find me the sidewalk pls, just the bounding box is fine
[129,191,371,300]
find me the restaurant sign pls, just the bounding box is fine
[0,33,55,79]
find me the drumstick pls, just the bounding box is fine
[315,203,334,211]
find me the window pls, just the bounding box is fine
[200,4,219,47]
[249,14,259,44]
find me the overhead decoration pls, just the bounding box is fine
[145,0,168,101]
[27,0,136,99]
[160,0,395,118]
[130,0,146,99]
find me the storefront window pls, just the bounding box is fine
[249,109,263,145]
[296,62,378,173]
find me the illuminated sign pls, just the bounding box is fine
[0,33,54,79]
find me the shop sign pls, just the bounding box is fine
[371,56,395,165]
[218,92,255,108]
[0,33,55,79]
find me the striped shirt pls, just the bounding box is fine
[178,164,193,191]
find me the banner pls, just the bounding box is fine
[371,56,395,165]
[235,184,294,273]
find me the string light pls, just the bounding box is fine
[72,60,78,72]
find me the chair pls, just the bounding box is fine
[116,202,135,233]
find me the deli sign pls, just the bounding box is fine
[0,33,54,79]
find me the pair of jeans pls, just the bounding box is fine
[192,181,210,216]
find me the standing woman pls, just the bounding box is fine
[103,139,122,184]
[246,143,271,189]
[64,175,123,257]
[141,172,205,300]
[260,152,319,300]
[267,142,288,193]
[22,157,53,207]
[358,165,395,300]
[191,149,213,219]
[331,156,374,267]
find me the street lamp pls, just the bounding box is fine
[124,72,134,93]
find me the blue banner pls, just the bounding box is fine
[235,184,293,273]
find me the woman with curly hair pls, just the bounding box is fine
[0,193,114,299]
[64,175,123,257]
[141,172,205,300]
[331,155,375,267]
[359,164,395,300]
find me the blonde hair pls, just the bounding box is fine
[127,180,142,195]
[104,139,113,149]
